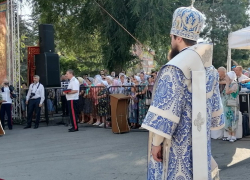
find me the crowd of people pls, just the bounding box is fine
[3,64,250,136]
[17,69,157,130]
[64,70,157,129]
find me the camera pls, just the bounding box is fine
[30,93,35,99]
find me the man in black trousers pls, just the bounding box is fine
[64,69,79,132]
[0,79,15,130]
[24,75,45,129]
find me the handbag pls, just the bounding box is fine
[145,90,152,106]
[227,99,237,107]
[146,99,151,106]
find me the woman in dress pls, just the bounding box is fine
[222,71,239,142]
[77,77,85,123]
[88,75,103,124]
[129,84,138,129]
[136,72,149,127]
[95,81,109,127]
[211,67,227,139]
[83,77,95,124]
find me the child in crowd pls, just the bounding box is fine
[129,86,138,129]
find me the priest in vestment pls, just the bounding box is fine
[141,2,224,180]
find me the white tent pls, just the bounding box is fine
[227,26,250,71]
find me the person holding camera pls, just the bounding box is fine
[0,79,16,130]
[24,75,45,129]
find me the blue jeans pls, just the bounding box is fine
[47,99,54,112]
[21,98,26,111]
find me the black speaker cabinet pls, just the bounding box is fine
[35,53,60,87]
[239,94,250,113]
[39,24,55,53]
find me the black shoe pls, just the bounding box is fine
[68,128,78,132]
[24,126,31,129]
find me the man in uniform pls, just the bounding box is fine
[64,69,79,132]
[142,1,224,180]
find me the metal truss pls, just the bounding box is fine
[6,0,21,120]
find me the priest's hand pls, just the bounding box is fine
[152,145,162,162]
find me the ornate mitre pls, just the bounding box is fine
[170,0,205,41]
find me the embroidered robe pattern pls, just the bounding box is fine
[142,65,224,180]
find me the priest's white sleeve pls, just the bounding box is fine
[142,65,186,140]
[152,133,164,146]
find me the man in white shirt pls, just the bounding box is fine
[0,79,14,130]
[235,66,248,82]
[24,75,45,129]
[64,69,79,132]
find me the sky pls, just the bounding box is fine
[20,0,32,20]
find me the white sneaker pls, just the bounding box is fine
[139,127,144,130]
[229,137,237,142]
[92,122,97,125]
[99,123,104,127]
[223,136,231,141]
[95,122,101,126]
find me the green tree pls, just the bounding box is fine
[30,0,250,72]
[196,0,250,68]
[30,0,186,72]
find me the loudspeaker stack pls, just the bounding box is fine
[35,24,60,87]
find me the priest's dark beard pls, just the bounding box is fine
[168,46,180,60]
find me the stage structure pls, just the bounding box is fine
[0,0,21,119]
[8,0,21,119]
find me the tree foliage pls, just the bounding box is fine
[29,0,250,73]
[30,0,183,73]
[196,0,250,68]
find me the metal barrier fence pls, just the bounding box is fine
[14,85,154,127]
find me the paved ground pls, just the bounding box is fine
[212,136,250,180]
[0,122,250,180]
